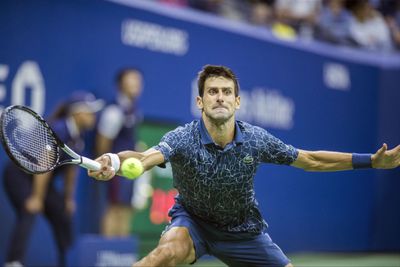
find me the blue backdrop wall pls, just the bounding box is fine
[0,0,399,265]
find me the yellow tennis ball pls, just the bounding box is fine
[120,158,143,179]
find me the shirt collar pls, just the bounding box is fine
[199,118,243,146]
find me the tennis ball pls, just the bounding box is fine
[120,158,143,179]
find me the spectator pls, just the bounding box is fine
[218,0,250,22]
[157,0,188,7]
[275,0,322,40]
[187,0,222,14]
[378,0,400,50]
[3,91,104,267]
[95,68,143,237]
[315,0,353,45]
[248,0,275,28]
[347,0,393,51]
[188,0,248,21]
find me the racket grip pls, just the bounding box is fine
[80,156,101,171]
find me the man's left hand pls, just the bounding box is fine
[372,143,400,169]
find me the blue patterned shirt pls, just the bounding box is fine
[154,119,298,233]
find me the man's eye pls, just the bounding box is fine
[223,89,232,95]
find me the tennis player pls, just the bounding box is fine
[89,65,400,267]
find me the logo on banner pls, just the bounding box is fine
[96,250,137,267]
[324,63,350,91]
[237,88,294,130]
[121,19,189,56]
[191,81,295,130]
[0,61,45,115]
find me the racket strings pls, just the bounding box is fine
[2,108,59,173]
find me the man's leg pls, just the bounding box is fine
[133,227,195,267]
[210,232,292,267]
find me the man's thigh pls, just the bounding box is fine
[163,205,208,262]
[209,232,291,267]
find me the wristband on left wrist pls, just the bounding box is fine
[352,153,372,169]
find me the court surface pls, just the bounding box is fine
[182,253,400,267]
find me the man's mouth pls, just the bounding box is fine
[213,105,226,110]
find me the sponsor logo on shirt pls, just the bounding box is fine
[243,155,254,164]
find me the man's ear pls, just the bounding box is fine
[235,96,241,110]
[196,96,203,110]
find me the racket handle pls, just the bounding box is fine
[80,156,101,171]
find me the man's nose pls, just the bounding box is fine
[216,91,224,101]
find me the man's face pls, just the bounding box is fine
[196,76,240,123]
[120,71,142,100]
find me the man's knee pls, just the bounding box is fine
[153,245,176,261]
[159,227,195,263]
[285,263,294,267]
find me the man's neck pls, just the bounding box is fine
[202,115,235,148]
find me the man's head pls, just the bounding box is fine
[197,65,239,97]
[196,65,240,124]
[116,68,143,101]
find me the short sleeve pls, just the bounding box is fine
[153,127,184,162]
[97,105,124,139]
[258,128,298,165]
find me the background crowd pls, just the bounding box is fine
[151,0,400,52]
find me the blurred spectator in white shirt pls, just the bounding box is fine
[275,0,321,39]
[315,0,353,45]
[378,0,400,50]
[348,0,393,51]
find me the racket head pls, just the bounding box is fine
[0,105,61,174]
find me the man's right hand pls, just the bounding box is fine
[88,154,116,181]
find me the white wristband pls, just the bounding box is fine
[104,153,121,173]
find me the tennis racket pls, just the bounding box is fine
[0,105,101,174]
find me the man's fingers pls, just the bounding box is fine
[377,143,387,156]
[88,154,114,180]
[393,146,400,164]
[99,155,111,166]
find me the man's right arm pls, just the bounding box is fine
[88,148,165,180]
[117,148,165,172]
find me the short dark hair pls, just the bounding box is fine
[197,65,240,97]
[115,68,142,89]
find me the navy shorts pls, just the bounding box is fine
[163,204,291,267]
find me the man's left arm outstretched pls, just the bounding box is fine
[292,143,400,171]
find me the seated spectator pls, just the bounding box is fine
[275,0,322,40]
[158,0,188,7]
[188,0,249,22]
[187,0,222,15]
[315,0,354,45]
[378,0,400,50]
[248,0,275,28]
[347,0,393,51]
[219,0,250,22]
